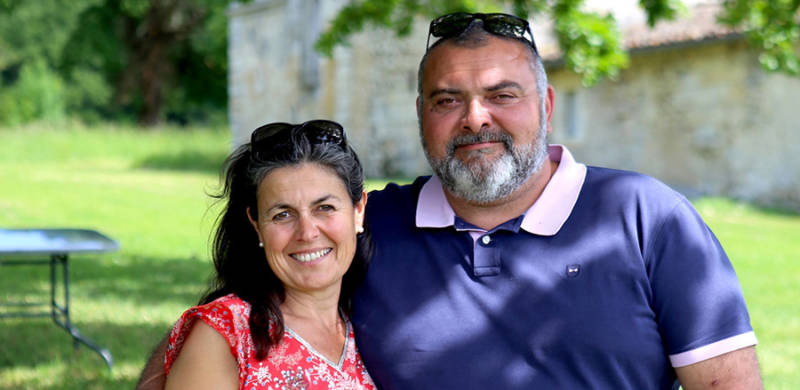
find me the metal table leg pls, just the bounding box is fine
[49,254,114,370]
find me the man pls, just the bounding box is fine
[350,12,761,389]
[138,12,761,390]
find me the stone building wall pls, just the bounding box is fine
[228,0,430,178]
[228,0,799,209]
[548,39,800,208]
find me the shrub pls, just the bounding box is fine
[0,60,65,125]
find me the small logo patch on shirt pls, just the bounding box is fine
[566,264,581,278]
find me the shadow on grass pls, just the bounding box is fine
[0,255,219,389]
[1,256,213,309]
[0,319,171,390]
[0,252,229,390]
[72,255,214,306]
[133,149,227,173]
[750,202,800,217]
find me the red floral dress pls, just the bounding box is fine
[165,294,376,390]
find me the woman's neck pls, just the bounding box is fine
[280,288,342,328]
[279,288,347,363]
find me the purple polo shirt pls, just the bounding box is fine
[353,145,756,389]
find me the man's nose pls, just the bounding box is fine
[296,215,320,241]
[462,98,491,133]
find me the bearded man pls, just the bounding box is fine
[351,12,762,390]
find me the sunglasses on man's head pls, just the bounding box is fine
[426,12,538,54]
[250,119,346,161]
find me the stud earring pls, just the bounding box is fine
[258,242,264,248]
[356,226,364,234]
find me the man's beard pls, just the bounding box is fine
[424,126,549,205]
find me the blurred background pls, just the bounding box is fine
[1,0,798,388]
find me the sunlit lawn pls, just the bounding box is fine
[693,198,800,388]
[0,123,797,389]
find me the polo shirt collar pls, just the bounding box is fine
[415,144,587,236]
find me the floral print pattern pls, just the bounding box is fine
[165,294,375,390]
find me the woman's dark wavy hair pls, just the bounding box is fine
[200,126,371,361]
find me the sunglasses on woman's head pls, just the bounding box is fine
[426,12,538,54]
[250,120,346,162]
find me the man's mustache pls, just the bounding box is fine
[447,130,513,154]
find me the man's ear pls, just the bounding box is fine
[545,84,555,135]
[416,96,422,121]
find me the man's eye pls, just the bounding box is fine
[435,97,457,106]
[493,94,516,102]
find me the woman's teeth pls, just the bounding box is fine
[291,248,331,262]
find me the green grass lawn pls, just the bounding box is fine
[693,198,800,388]
[1,123,798,389]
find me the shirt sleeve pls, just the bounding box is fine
[645,196,756,367]
[164,299,243,375]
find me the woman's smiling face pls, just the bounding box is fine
[248,162,366,297]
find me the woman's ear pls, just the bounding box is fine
[354,190,367,228]
[246,207,260,236]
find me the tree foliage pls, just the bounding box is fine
[1,0,797,126]
[0,0,234,126]
[720,0,800,75]
[317,0,800,86]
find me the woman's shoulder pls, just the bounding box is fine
[180,294,252,341]
[191,294,251,320]
[165,294,254,377]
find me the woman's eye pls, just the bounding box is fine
[272,211,291,221]
[317,204,336,212]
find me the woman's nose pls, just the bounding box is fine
[296,215,320,241]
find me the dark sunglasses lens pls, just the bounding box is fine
[431,13,532,46]
[431,13,474,37]
[251,120,346,161]
[303,120,344,145]
[252,123,291,144]
[483,14,528,38]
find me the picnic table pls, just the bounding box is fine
[0,228,119,370]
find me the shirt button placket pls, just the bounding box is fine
[473,234,500,276]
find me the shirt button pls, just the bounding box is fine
[481,235,491,245]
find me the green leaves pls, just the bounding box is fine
[639,0,685,26]
[315,0,673,86]
[720,0,800,75]
[553,0,628,86]
[0,0,237,126]
[315,0,505,55]
[315,0,393,56]
[119,0,149,18]
[317,0,800,86]
[0,0,95,124]
[3,0,798,125]
[0,60,65,124]
[316,0,414,56]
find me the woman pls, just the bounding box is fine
[164,120,376,389]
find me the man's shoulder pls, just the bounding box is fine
[584,166,681,199]
[367,176,428,207]
[364,176,429,227]
[585,165,666,185]
[578,166,689,218]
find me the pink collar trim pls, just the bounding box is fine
[415,145,586,236]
